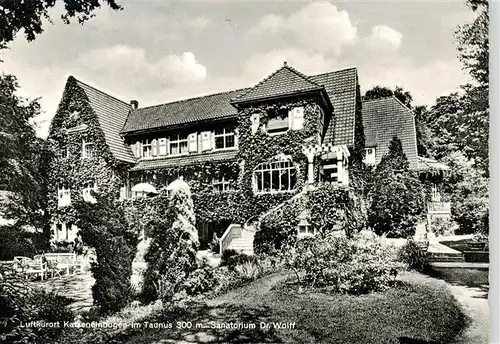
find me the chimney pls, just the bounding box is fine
[130,100,139,111]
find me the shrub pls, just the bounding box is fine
[74,194,139,315]
[0,225,39,260]
[367,137,426,238]
[428,217,456,236]
[142,181,199,303]
[183,259,220,296]
[281,234,403,294]
[31,290,74,340]
[398,239,431,272]
[220,249,255,269]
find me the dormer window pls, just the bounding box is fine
[214,126,236,150]
[265,107,304,135]
[82,139,95,159]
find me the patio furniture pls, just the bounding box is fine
[13,256,31,274]
[24,258,48,281]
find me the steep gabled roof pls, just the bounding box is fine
[362,96,418,169]
[310,67,358,146]
[74,78,136,163]
[231,63,323,104]
[121,89,248,134]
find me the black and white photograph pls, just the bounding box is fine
[0,1,492,343]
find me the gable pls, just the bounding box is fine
[74,79,136,163]
[231,64,322,105]
[362,96,418,169]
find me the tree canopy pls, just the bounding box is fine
[363,85,413,108]
[0,0,122,49]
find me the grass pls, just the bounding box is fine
[114,271,468,344]
[427,267,489,295]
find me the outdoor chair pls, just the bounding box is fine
[24,258,48,281]
[13,256,31,274]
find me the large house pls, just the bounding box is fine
[46,62,449,249]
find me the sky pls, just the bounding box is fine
[0,0,476,138]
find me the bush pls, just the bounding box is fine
[428,217,456,236]
[0,225,39,260]
[142,181,199,303]
[281,234,402,294]
[31,290,75,340]
[398,239,431,272]
[74,194,139,315]
[183,259,220,296]
[220,249,255,269]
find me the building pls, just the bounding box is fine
[46,62,448,247]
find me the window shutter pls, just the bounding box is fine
[158,138,167,155]
[134,141,141,158]
[291,107,304,130]
[201,131,212,151]
[250,113,260,134]
[188,133,198,152]
[151,139,158,156]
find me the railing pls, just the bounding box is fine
[428,202,451,214]
[220,224,242,255]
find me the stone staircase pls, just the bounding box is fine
[226,228,255,255]
[427,240,465,262]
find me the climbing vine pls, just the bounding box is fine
[46,77,130,233]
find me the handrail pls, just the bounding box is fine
[220,224,242,255]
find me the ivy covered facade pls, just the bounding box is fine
[47,63,443,248]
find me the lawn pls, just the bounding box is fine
[111,271,468,344]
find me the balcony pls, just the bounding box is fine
[427,202,451,214]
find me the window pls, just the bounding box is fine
[364,147,376,165]
[266,108,289,134]
[322,162,338,183]
[298,221,315,237]
[82,182,97,203]
[214,126,236,150]
[141,139,153,158]
[169,134,188,155]
[82,140,95,159]
[56,147,68,159]
[213,175,234,192]
[253,159,297,193]
[57,184,71,207]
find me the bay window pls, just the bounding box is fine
[253,159,297,193]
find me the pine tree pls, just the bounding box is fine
[368,137,425,238]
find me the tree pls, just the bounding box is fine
[142,180,199,303]
[367,136,425,238]
[73,193,139,315]
[0,74,50,248]
[363,85,413,108]
[441,151,489,234]
[455,0,489,86]
[0,0,122,49]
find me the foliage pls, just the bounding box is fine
[363,85,413,108]
[368,137,425,238]
[442,152,489,234]
[0,269,74,344]
[0,74,50,246]
[142,183,199,303]
[398,239,430,272]
[0,0,122,49]
[0,225,40,260]
[428,217,456,237]
[182,259,220,296]
[73,193,139,315]
[220,249,255,269]
[281,234,402,294]
[455,0,489,86]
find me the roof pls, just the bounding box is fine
[74,78,136,163]
[121,89,248,134]
[415,156,449,172]
[231,63,323,104]
[361,96,419,169]
[120,66,359,147]
[310,67,358,146]
[130,150,238,171]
